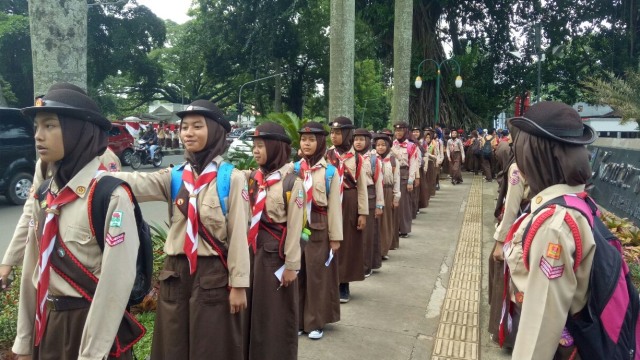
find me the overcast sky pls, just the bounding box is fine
[136,0,192,24]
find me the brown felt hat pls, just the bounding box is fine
[330,116,356,129]
[22,85,111,131]
[176,99,231,132]
[298,121,328,135]
[373,133,392,146]
[379,128,393,136]
[393,122,409,129]
[353,128,372,138]
[250,122,291,144]
[507,101,597,145]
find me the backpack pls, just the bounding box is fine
[293,160,337,195]
[37,176,153,307]
[171,161,235,216]
[482,137,493,158]
[471,139,482,156]
[521,194,640,360]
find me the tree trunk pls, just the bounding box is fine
[0,82,7,107]
[329,0,355,121]
[28,0,87,96]
[390,0,413,126]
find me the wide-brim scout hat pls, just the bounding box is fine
[393,122,409,129]
[330,116,356,129]
[298,121,328,135]
[379,128,393,136]
[373,133,393,146]
[176,99,231,132]
[507,101,597,145]
[249,122,291,144]
[411,126,422,132]
[22,86,111,131]
[353,128,372,138]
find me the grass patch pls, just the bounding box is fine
[133,311,156,360]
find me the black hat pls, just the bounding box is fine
[411,126,422,132]
[176,100,231,132]
[373,133,392,146]
[298,121,328,135]
[379,128,393,136]
[393,122,409,129]
[353,128,372,138]
[507,101,597,145]
[48,82,87,95]
[250,122,291,144]
[23,86,111,131]
[330,116,356,129]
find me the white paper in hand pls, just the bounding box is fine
[274,264,286,282]
[325,249,334,267]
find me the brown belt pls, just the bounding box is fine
[383,185,393,189]
[46,296,90,311]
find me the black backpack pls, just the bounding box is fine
[482,137,493,158]
[521,194,640,359]
[471,139,482,156]
[38,176,153,307]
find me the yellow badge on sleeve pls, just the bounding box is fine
[546,243,562,260]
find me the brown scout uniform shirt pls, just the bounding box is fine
[3,149,121,267]
[309,158,343,241]
[379,152,401,203]
[257,163,303,270]
[391,140,420,183]
[505,184,596,359]
[13,158,138,359]
[112,156,250,288]
[327,147,369,216]
[361,152,384,208]
[493,163,529,243]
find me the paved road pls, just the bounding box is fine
[0,155,185,259]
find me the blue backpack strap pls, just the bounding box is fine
[325,164,336,195]
[217,162,234,216]
[370,154,377,174]
[171,163,187,202]
[294,160,301,176]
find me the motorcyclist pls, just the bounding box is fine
[141,127,159,160]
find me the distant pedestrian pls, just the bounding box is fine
[446,129,465,184]
[392,122,419,238]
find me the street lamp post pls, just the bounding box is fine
[414,58,463,126]
[238,72,285,123]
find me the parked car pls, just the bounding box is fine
[108,122,135,166]
[227,128,255,157]
[0,108,35,205]
[226,127,247,145]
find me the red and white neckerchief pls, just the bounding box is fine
[182,161,218,274]
[300,159,323,220]
[332,150,353,201]
[248,169,281,252]
[35,165,107,346]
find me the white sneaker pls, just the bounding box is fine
[298,330,304,336]
[308,329,324,339]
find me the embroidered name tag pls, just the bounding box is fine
[539,257,564,279]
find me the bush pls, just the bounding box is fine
[133,311,156,360]
[0,269,20,358]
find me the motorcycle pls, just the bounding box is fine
[130,139,163,169]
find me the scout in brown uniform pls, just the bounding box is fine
[246,122,303,360]
[326,117,368,303]
[112,100,250,360]
[421,129,437,205]
[408,134,422,218]
[352,129,384,277]
[391,122,419,238]
[297,122,343,340]
[446,129,465,184]
[13,86,141,360]
[503,102,598,359]
[412,127,428,211]
[372,134,400,260]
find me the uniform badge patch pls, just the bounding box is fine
[76,186,86,195]
[106,233,125,247]
[539,257,564,279]
[177,198,184,206]
[29,218,35,227]
[546,243,562,260]
[515,291,524,303]
[242,186,249,201]
[109,211,123,228]
[295,197,304,208]
[108,162,118,172]
[509,169,521,186]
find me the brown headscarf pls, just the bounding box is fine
[513,130,591,195]
[373,135,392,158]
[183,117,227,173]
[353,129,371,156]
[53,115,108,188]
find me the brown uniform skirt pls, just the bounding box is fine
[337,188,365,283]
[412,168,421,218]
[488,255,514,348]
[380,186,397,256]
[34,306,133,360]
[299,209,340,332]
[151,255,244,360]
[427,160,436,197]
[450,152,463,183]
[363,186,378,273]
[419,166,430,208]
[398,167,412,235]
[248,227,298,360]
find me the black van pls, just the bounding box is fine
[0,108,35,205]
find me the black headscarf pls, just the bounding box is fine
[183,117,227,173]
[374,136,392,158]
[53,115,108,188]
[335,128,354,154]
[255,122,292,173]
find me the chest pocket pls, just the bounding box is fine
[313,182,327,205]
[200,194,225,228]
[62,225,101,271]
[265,188,285,222]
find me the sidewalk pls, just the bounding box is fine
[298,172,513,360]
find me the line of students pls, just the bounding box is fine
[3,84,445,359]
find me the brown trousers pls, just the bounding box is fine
[419,166,430,208]
[34,307,132,360]
[450,152,463,183]
[248,229,298,360]
[151,255,244,360]
[363,187,378,273]
[482,155,493,181]
[337,188,365,283]
[398,167,412,235]
[380,187,397,255]
[427,161,436,197]
[299,211,340,332]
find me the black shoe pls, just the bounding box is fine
[365,269,373,278]
[339,283,350,303]
[399,233,409,238]
[435,183,440,191]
